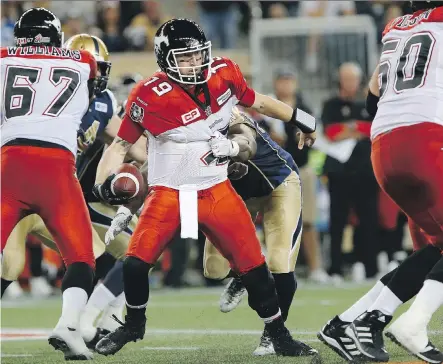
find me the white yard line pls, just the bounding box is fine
[141,346,200,351]
[3,327,443,341]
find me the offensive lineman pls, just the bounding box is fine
[1,8,96,360]
[319,2,443,363]
[1,33,147,351]
[92,18,317,357]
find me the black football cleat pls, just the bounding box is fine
[85,328,110,351]
[318,315,362,362]
[345,310,392,362]
[95,315,145,356]
[266,318,318,357]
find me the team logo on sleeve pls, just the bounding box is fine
[129,102,144,123]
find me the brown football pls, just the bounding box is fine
[110,163,144,199]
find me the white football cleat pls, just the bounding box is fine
[30,277,53,298]
[308,269,330,284]
[385,313,443,364]
[253,331,275,356]
[4,281,24,299]
[49,326,93,360]
[219,277,247,313]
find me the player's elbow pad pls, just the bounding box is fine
[366,90,379,118]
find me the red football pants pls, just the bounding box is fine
[1,146,94,268]
[371,122,443,249]
[127,180,265,274]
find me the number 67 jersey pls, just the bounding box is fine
[371,7,443,139]
[1,46,97,156]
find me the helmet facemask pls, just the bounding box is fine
[96,60,112,93]
[165,41,212,85]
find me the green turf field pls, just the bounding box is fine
[2,282,442,364]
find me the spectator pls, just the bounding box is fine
[196,1,239,49]
[260,2,299,18]
[49,0,97,28]
[98,1,128,52]
[299,1,355,74]
[1,1,21,47]
[321,62,378,282]
[262,68,330,283]
[62,10,87,41]
[125,0,170,51]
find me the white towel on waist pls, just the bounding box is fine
[179,187,198,239]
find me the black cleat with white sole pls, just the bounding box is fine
[266,317,318,357]
[386,332,443,364]
[318,315,362,362]
[346,310,392,362]
[85,328,110,351]
[95,315,145,356]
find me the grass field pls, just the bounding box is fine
[1,282,443,364]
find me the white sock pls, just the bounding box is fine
[98,292,126,332]
[339,281,385,322]
[367,286,403,316]
[79,284,116,340]
[405,279,443,328]
[55,287,88,330]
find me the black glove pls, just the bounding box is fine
[228,162,249,180]
[92,174,131,206]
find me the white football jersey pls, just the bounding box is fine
[1,46,97,155]
[371,8,443,139]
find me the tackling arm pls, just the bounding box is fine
[228,109,257,162]
[104,115,147,164]
[95,136,133,184]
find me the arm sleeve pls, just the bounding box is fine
[117,114,145,144]
[228,59,256,107]
[117,84,146,143]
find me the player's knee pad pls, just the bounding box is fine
[61,262,94,295]
[240,263,279,319]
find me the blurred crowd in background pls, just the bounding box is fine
[2,1,416,299]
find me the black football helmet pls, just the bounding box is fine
[14,8,62,47]
[154,18,212,85]
[410,1,443,11]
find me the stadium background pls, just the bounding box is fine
[3,2,442,363]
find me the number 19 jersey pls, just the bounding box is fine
[1,46,97,155]
[371,7,443,139]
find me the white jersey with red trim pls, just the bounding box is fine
[118,57,255,191]
[1,46,97,155]
[371,7,443,139]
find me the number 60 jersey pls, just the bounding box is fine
[1,46,97,155]
[371,7,443,139]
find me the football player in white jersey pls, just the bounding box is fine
[318,2,443,363]
[92,18,317,357]
[1,8,97,360]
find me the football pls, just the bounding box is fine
[110,163,145,199]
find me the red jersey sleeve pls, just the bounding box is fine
[223,58,255,107]
[117,82,147,143]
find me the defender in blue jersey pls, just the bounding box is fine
[203,108,303,356]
